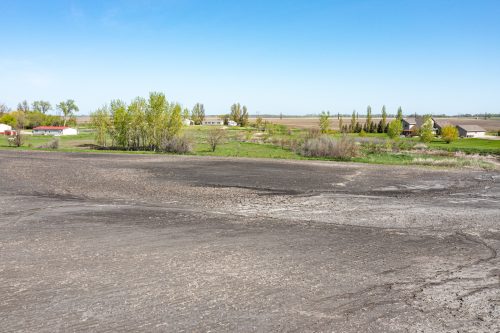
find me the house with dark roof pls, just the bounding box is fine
[402,117,436,136]
[456,125,486,138]
[432,119,453,135]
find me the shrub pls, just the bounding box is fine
[359,129,367,137]
[37,138,59,149]
[162,135,192,154]
[387,119,403,139]
[419,115,434,143]
[441,125,459,143]
[305,128,321,140]
[206,127,226,152]
[319,111,330,133]
[300,135,359,159]
[8,130,25,147]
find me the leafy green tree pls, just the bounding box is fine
[128,97,147,149]
[167,103,183,139]
[387,119,403,139]
[319,111,330,133]
[419,115,434,143]
[380,105,387,133]
[0,113,16,127]
[90,106,111,147]
[365,105,373,132]
[191,103,205,125]
[146,92,168,150]
[182,108,190,120]
[110,100,129,148]
[230,103,249,127]
[240,105,249,127]
[441,125,459,144]
[396,106,403,121]
[350,111,356,132]
[57,99,79,126]
[32,101,52,114]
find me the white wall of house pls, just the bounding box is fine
[62,128,78,135]
[464,131,485,138]
[0,123,12,133]
[33,128,78,136]
[202,120,224,125]
[33,129,62,136]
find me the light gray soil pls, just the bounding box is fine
[0,150,499,332]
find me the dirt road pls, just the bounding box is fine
[0,150,499,332]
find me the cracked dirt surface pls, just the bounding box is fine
[0,150,499,332]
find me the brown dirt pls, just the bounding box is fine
[1,150,499,332]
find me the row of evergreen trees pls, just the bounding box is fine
[338,106,404,134]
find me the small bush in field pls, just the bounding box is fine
[206,127,226,152]
[162,135,192,154]
[441,125,459,143]
[38,138,59,149]
[300,135,359,159]
[305,128,321,140]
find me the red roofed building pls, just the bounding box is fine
[32,126,78,136]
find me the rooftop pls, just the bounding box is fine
[456,125,486,132]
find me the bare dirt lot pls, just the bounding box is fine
[1,150,499,332]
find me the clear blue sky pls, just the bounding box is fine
[1,0,499,116]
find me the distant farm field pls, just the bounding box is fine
[76,116,500,132]
[260,117,500,132]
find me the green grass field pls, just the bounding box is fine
[1,127,498,170]
[427,138,500,154]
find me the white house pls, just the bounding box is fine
[183,119,194,126]
[202,119,224,126]
[456,125,486,138]
[0,123,12,134]
[227,120,238,127]
[32,126,78,136]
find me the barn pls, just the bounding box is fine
[456,125,486,138]
[0,123,12,134]
[32,126,78,136]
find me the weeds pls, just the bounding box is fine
[301,135,359,159]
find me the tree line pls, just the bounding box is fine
[0,99,79,128]
[91,92,185,151]
[320,105,404,136]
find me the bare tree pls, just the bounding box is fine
[17,100,30,112]
[0,103,9,116]
[57,99,79,126]
[206,127,226,152]
[32,101,52,114]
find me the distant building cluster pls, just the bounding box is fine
[402,117,486,138]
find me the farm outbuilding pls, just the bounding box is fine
[456,125,486,138]
[202,120,224,126]
[32,126,78,136]
[227,120,238,127]
[0,123,12,134]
